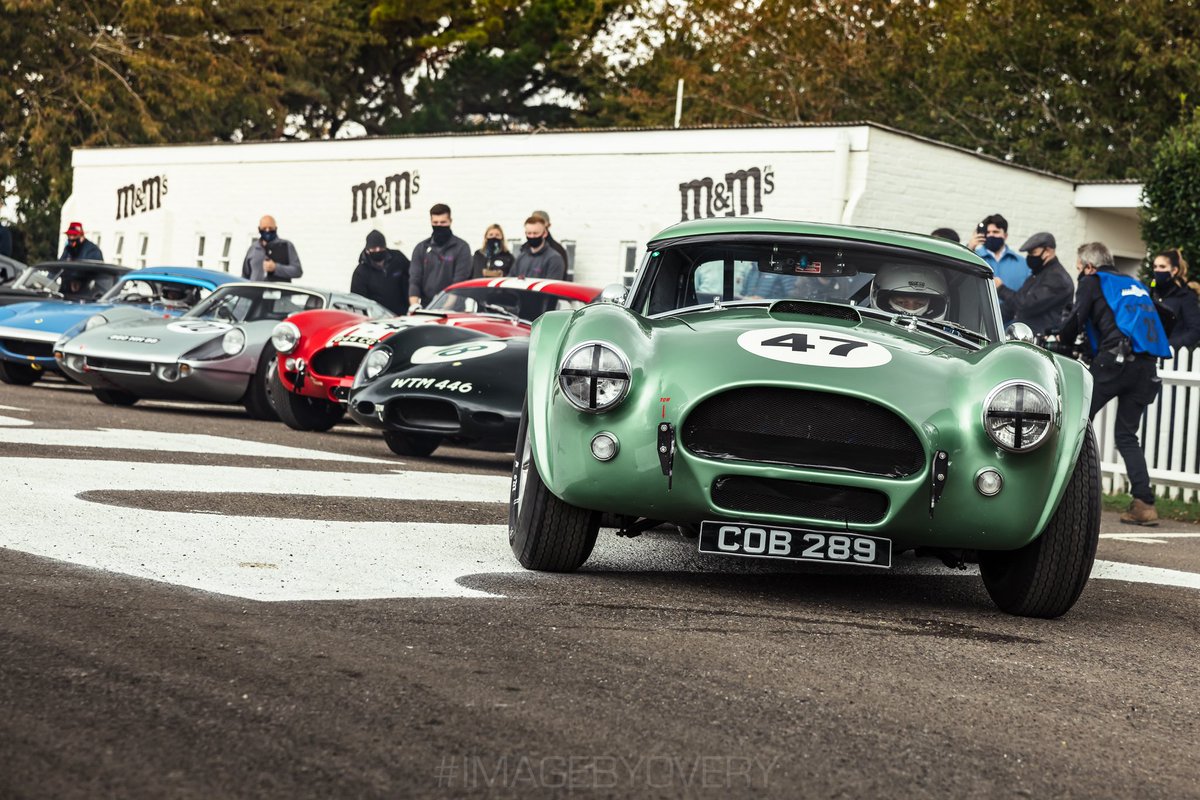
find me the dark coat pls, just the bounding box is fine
[1154,279,1200,352]
[60,238,104,262]
[471,249,514,278]
[996,256,1074,334]
[351,248,411,316]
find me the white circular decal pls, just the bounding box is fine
[167,320,232,335]
[737,327,892,368]
[410,341,508,364]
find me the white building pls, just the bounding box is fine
[62,123,1146,289]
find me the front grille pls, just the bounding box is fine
[712,475,888,524]
[2,339,53,358]
[386,397,461,432]
[683,387,924,477]
[85,357,152,375]
[311,346,366,378]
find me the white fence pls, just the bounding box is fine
[1095,347,1200,501]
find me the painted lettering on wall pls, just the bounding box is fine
[115,175,168,220]
[350,171,422,223]
[679,166,774,222]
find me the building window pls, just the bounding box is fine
[622,242,641,287]
[561,239,576,281]
[196,235,206,268]
[219,235,232,272]
[138,234,149,267]
[114,234,125,266]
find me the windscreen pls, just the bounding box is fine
[13,266,119,300]
[633,239,999,341]
[187,286,324,323]
[102,278,213,309]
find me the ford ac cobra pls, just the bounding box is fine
[0,265,223,385]
[56,282,386,417]
[509,219,1100,618]
[270,277,599,438]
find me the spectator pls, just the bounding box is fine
[350,229,411,316]
[0,221,12,258]
[967,213,1029,294]
[408,203,472,307]
[530,209,570,275]
[995,232,1074,336]
[471,225,514,278]
[242,215,302,282]
[930,227,960,243]
[59,222,104,262]
[741,267,796,300]
[513,216,566,280]
[1151,248,1200,353]
[1057,242,1170,526]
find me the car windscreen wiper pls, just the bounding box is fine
[855,306,986,349]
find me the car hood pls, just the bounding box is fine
[58,315,272,361]
[0,301,115,340]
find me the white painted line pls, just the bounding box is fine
[0,414,32,427]
[1,456,513,601]
[0,404,29,411]
[1091,560,1200,591]
[1101,532,1200,539]
[0,427,391,463]
[1105,535,1169,544]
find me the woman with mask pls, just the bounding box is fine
[351,229,411,315]
[471,224,514,278]
[1151,248,1200,353]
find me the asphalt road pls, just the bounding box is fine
[2,377,1199,799]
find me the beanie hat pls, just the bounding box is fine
[366,230,387,249]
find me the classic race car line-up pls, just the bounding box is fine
[1,219,1104,618]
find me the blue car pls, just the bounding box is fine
[0,266,244,385]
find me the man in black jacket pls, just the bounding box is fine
[60,221,104,261]
[351,230,411,316]
[1057,242,1171,526]
[994,231,1074,336]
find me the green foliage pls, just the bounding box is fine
[1140,110,1200,276]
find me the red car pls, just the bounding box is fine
[267,277,601,431]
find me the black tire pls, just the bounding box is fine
[382,430,441,458]
[268,361,345,432]
[0,361,41,385]
[508,406,599,571]
[243,345,279,421]
[93,387,139,406]
[979,424,1101,618]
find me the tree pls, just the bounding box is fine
[1140,110,1200,275]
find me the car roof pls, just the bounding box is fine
[119,266,245,286]
[648,218,985,268]
[30,260,132,274]
[446,277,602,302]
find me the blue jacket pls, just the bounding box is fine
[61,239,104,261]
[976,244,1029,292]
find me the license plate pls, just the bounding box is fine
[698,521,891,568]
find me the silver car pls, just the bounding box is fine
[56,282,389,418]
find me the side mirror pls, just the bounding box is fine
[599,283,626,305]
[1005,322,1035,343]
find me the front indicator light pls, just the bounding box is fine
[982,381,1055,452]
[559,341,631,413]
[590,432,619,461]
[975,468,1003,496]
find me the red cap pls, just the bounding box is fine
[64,222,85,236]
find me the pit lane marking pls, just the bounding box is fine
[1101,533,1200,544]
[0,426,391,463]
[0,414,33,427]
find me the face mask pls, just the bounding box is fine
[259,229,278,243]
[368,250,387,265]
[67,238,81,250]
[431,226,452,245]
[1026,254,1044,271]
[985,235,1005,253]
[1153,270,1172,287]
[526,235,545,249]
[486,239,501,255]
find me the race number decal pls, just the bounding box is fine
[331,321,412,347]
[410,341,508,365]
[167,320,232,335]
[737,327,891,368]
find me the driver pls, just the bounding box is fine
[61,276,92,299]
[160,284,197,307]
[870,264,950,320]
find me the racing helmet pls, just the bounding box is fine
[161,283,195,305]
[870,264,949,321]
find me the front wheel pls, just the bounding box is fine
[243,346,279,421]
[268,363,344,432]
[93,388,139,406]
[979,425,1101,618]
[508,406,599,571]
[0,361,41,385]
[382,430,441,457]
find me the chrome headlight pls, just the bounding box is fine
[84,314,108,331]
[221,328,246,356]
[982,381,1055,452]
[363,347,391,381]
[558,341,631,413]
[271,321,300,354]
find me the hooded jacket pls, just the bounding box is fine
[351,236,411,316]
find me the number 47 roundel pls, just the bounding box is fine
[736,327,892,368]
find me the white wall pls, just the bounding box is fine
[62,125,1144,290]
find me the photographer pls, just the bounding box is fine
[1057,242,1170,526]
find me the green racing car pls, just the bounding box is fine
[509,218,1099,618]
